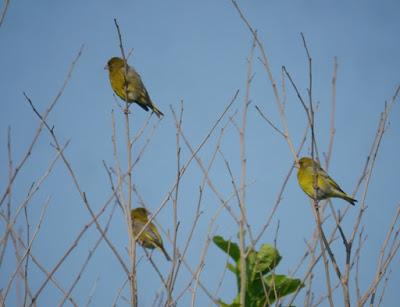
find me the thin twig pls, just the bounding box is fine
[325,57,338,166]
[171,108,239,224]
[0,0,10,26]
[230,0,298,162]
[0,45,84,208]
[254,105,286,138]
[1,221,78,305]
[3,198,51,302]
[24,94,130,279]
[113,18,138,307]
[133,90,239,245]
[59,201,119,306]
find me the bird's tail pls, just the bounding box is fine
[159,245,171,261]
[340,194,357,206]
[151,104,164,118]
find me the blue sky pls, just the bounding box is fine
[1,1,399,306]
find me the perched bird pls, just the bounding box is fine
[105,57,164,118]
[131,207,171,261]
[297,157,357,206]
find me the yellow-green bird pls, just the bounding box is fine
[105,57,164,118]
[131,207,171,261]
[297,157,357,206]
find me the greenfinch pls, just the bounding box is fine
[105,57,164,118]
[131,207,171,261]
[297,157,357,206]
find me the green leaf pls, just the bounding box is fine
[254,244,281,276]
[216,295,241,307]
[218,300,240,307]
[246,248,259,283]
[232,293,241,306]
[227,262,237,274]
[213,236,240,262]
[264,274,304,300]
[246,277,269,301]
[245,274,302,306]
[213,237,303,307]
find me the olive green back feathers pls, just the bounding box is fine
[106,57,164,118]
[297,157,357,206]
[130,207,171,261]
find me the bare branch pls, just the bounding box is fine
[0,45,84,208]
[0,0,10,27]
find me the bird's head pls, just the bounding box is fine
[105,57,125,71]
[131,207,150,220]
[298,157,316,168]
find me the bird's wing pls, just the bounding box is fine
[317,167,344,193]
[141,230,158,247]
[126,66,141,82]
[147,223,163,245]
[125,67,152,107]
[137,218,162,241]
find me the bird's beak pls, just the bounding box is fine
[104,65,108,70]
[294,161,300,169]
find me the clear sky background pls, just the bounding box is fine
[1,1,399,306]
